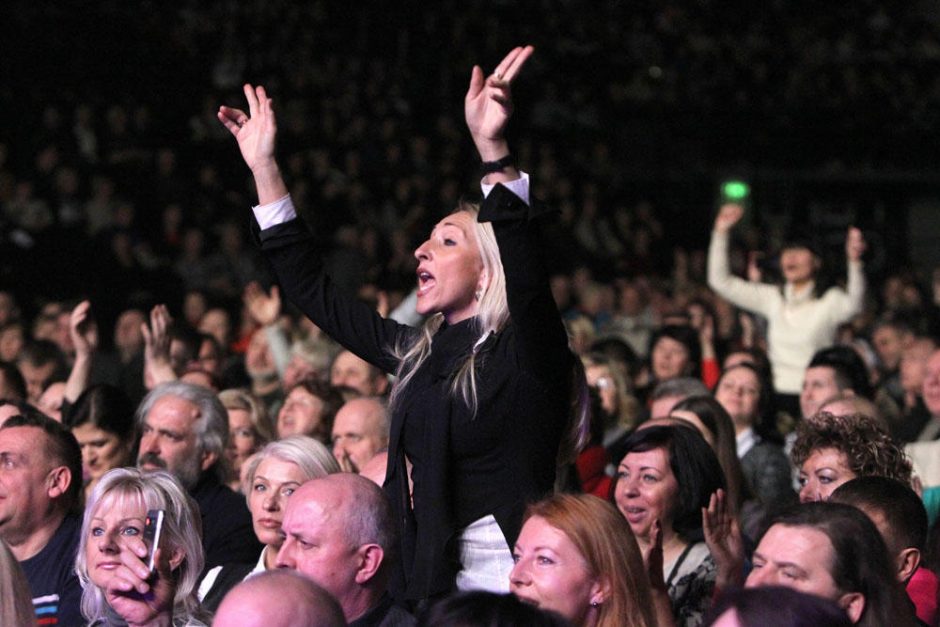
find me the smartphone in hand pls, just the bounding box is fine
[143,509,166,573]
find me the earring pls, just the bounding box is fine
[475,289,482,301]
[591,600,601,608]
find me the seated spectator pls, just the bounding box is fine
[745,502,916,626]
[713,363,796,518]
[330,349,390,397]
[276,473,415,625]
[831,477,938,626]
[197,435,340,612]
[276,377,344,443]
[893,337,937,442]
[637,325,703,405]
[76,468,208,626]
[63,383,137,499]
[648,376,710,420]
[791,411,913,502]
[0,360,27,402]
[213,570,346,627]
[800,346,873,422]
[511,493,655,627]
[667,395,768,538]
[218,388,274,492]
[16,339,65,404]
[0,537,39,627]
[420,591,572,626]
[331,396,389,473]
[917,347,940,441]
[136,381,261,568]
[704,586,852,627]
[582,352,641,449]
[611,424,726,626]
[0,412,83,625]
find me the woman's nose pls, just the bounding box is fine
[414,241,430,261]
[509,560,529,586]
[97,530,119,553]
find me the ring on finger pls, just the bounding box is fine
[237,118,248,127]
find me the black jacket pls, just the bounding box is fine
[258,184,573,601]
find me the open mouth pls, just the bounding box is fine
[417,268,436,295]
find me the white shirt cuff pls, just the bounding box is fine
[481,171,530,206]
[252,194,296,230]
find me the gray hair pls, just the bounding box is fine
[76,468,205,624]
[136,381,229,481]
[651,376,709,402]
[244,435,341,493]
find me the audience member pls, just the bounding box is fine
[330,349,391,397]
[197,435,340,611]
[0,413,83,625]
[213,570,347,627]
[800,346,873,421]
[0,537,38,627]
[331,396,389,473]
[713,363,795,517]
[704,586,852,627]
[76,468,208,626]
[276,473,415,625]
[511,493,655,627]
[746,502,916,626]
[276,377,344,443]
[136,381,261,568]
[791,411,913,502]
[612,424,725,626]
[218,388,274,491]
[831,476,938,626]
[64,383,137,499]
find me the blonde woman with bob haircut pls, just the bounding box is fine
[511,493,656,627]
[219,45,589,602]
[0,538,35,626]
[197,435,341,612]
[76,468,207,626]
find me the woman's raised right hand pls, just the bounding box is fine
[714,203,744,233]
[218,84,278,175]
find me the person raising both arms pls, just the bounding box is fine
[708,203,866,415]
[217,45,587,604]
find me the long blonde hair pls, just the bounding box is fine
[388,202,589,465]
[388,201,509,416]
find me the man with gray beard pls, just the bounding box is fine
[137,381,261,569]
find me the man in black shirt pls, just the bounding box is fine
[136,381,261,569]
[0,413,83,626]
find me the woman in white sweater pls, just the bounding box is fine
[707,204,866,410]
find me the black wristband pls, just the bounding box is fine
[481,154,514,174]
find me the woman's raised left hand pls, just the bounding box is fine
[464,45,534,161]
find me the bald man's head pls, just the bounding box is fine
[214,570,346,627]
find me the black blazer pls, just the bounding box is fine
[258,184,573,601]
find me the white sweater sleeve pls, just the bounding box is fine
[707,229,778,315]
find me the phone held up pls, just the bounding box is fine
[143,509,166,574]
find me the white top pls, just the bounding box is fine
[707,229,864,394]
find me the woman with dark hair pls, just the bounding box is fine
[713,363,795,518]
[790,411,912,502]
[611,425,726,626]
[668,396,751,528]
[708,203,866,415]
[745,502,917,626]
[219,47,588,602]
[704,586,852,627]
[64,384,137,500]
